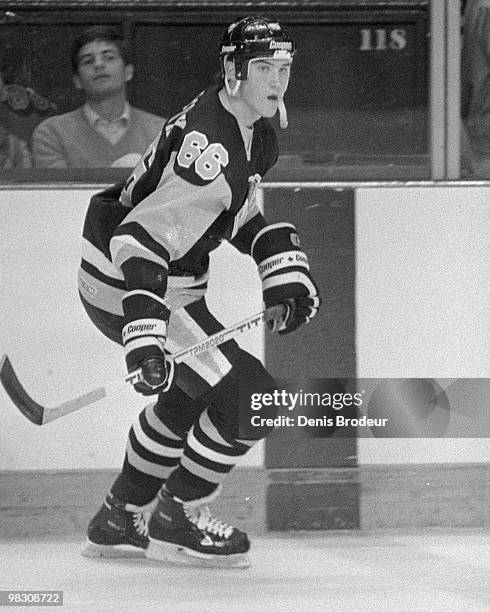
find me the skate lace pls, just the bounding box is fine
[125,498,158,537]
[185,505,234,539]
[132,512,149,537]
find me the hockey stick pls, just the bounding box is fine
[0,304,286,426]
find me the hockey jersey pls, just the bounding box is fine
[79,85,278,321]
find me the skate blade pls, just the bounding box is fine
[146,539,250,569]
[81,538,147,559]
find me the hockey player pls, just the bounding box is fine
[78,16,320,568]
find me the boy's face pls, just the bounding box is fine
[230,57,292,121]
[73,40,133,101]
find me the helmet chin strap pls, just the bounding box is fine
[225,78,241,97]
[278,98,288,129]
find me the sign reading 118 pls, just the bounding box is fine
[359,28,408,51]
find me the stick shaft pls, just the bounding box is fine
[1,305,285,425]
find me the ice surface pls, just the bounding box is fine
[0,530,488,611]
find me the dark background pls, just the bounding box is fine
[0,0,429,181]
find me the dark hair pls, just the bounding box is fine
[71,26,131,73]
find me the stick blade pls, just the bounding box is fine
[0,354,44,425]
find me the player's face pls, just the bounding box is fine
[73,40,133,101]
[239,58,292,121]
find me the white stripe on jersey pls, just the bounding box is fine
[110,235,170,273]
[77,268,124,316]
[81,238,124,280]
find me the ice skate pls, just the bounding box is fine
[82,493,157,558]
[146,487,250,568]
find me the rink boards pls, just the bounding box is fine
[0,183,488,536]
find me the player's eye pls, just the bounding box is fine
[79,56,94,66]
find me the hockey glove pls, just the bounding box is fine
[122,290,174,395]
[252,223,321,335]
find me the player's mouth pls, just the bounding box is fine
[267,95,279,102]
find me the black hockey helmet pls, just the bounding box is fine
[219,16,296,81]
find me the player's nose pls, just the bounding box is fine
[269,70,281,89]
[93,54,106,68]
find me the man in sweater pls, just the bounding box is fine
[32,26,164,169]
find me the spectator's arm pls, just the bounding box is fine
[14,135,33,169]
[32,121,68,168]
[1,134,32,169]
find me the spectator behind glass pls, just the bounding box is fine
[461,0,490,177]
[32,26,164,169]
[0,63,32,169]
